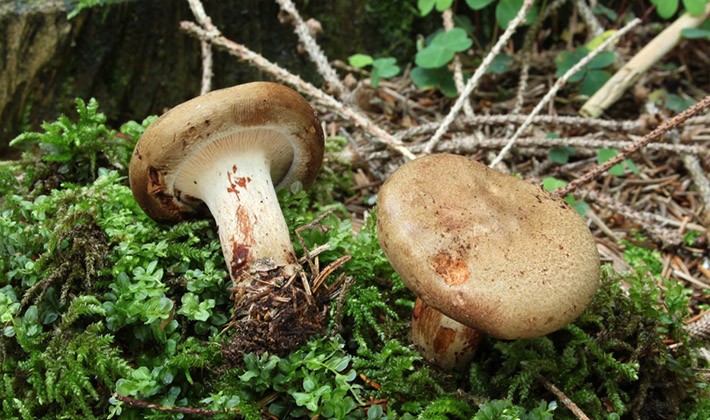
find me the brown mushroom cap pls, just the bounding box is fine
[129,82,324,222]
[377,154,600,340]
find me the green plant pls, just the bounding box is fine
[348,54,401,88]
[541,177,590,216]
[9,98,135,186]
[596,148,640,176]
[555,47,617,97]
[2,98,707,418]
[650,0,709,19]
[681,19,710,39]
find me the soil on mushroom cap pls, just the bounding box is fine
[221,267,330,367]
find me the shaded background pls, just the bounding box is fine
[0,0,425,154]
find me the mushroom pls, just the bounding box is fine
[129,82,324,292]
[377,154,600,369]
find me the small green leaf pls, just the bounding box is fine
[466,0,496,10]
[665,93,696,112]
[418,0,436,15]
[564,196,591,216]
[586,30,618,50]
[625,159,640,175]
[435,0,454,11]
[586,51,617,69]
[415,28,473,69]
[549,146,574,164]
[496,0,537,28]
[580,69,611,96]
[597,148,619,164]
[680,27,710,39]
[486,53,513,74]
[371,57,400,88]
[609,163,626,176]
[411,67,458,96]
[348,54,373,68]
[555,48,588,82]
[682,0,706,16]
[542,177,567,192]
[303,376,316,392]
[652,0,679,19]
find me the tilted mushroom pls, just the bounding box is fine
[129,82,324,296]
[377,154,600,369]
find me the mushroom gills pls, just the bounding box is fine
[174,131,297,283]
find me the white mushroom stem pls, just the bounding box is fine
[410,298,483,370]
[175,142,297,284]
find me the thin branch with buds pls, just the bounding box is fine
[275,0,347,97]
[442,8,474,117]
[397,114,648,140]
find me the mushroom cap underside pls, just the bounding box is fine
[377,153,600,340]
[129,82,324,222]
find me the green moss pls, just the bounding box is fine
[1,99,706,418]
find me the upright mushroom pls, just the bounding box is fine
[129,82,324,296]
[377,154,600,369]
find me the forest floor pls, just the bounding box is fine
[2,1,709,418]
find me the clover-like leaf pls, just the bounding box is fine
[555,48,588,82]
[415,28,472,69]
[683,0,707,15]
[348,54,373,68]
[496,0,537,28]
[586,51,617,70]
[486,53,513,74]
[371,57,400,88]
[652,0,679,19]
[580,69,611,96]
[418,0,454,16]
[542,177,567,192]
[466,0,496,10]
[549,145,575,164]
[410,66,458,96]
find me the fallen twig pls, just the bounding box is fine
[686,311,710,341]
[113,393,224,417]
[396,114,649,140]
[535,374,591,420]
[407,134,706,155]
[442,8,473,117]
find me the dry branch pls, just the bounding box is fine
[536,374,592,420]
[396,114,649,140]
[408,134,706,155]
[442,8,474,117]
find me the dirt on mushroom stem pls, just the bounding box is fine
[221,265,331,367]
